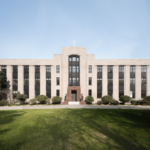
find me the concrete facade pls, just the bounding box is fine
[0,47,150,103]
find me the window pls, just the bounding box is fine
[141,66,147,98]
[119,66,124,98]
[56,90,60,96]
[56,65,60,73]
[97,66,102,98]
[24,66,29,98]
[89,77,92,85]
[69,55,80,86]
[130,66,135,98]
[89,90,92,96]
[13,66,18,98]
[1,66,7,89]
[35,66,40,98]
[89,65,92,73]
[108,66,113,97]
[56,77,60,85]
[46,66,51,98]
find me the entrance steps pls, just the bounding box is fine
[62,101,86,105]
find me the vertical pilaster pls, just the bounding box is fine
[102,65,107,96]
[7,66,13,101]
[124,65,130,96]
[40,66,46,95]
[29,66,35,99]
[147,66,150,96]
[18,66,23,94]
[135,66,141,99]
[113,66,119,100]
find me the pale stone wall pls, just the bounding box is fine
[1,47,150,103]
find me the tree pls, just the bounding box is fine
[16,93,28,104]
[85,95,94,104]
[36,95,48,104]
[120,95,131,103]
[101,95,112,104]
[52,96,62,104]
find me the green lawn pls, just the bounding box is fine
[0,109,150,150]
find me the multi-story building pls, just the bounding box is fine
[0,47,150,104]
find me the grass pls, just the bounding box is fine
[0,109,150,150]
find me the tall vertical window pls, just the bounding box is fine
[56,65,60,73]
[130,66,135,98]
[108,66,113,97]
[119,66,124,98]
[89,90,92,96]
[97,66,102,98]
[56,77,60,85]
[89,77,92,85]
[56,90,60,96]
[141,66,147,98]
[35,66,40,97]
[13,66,18,98]
[46,66,51,98]
[69,55,80,86]
[24,66,29,98]
[1,66,7,89]
[89,65,92,73]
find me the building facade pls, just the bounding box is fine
[0,47,150,104]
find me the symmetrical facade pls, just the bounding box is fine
[0,47,150,104]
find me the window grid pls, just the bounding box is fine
[141,66,147,98]
[97,66,102,98]
[13,66,18,98]
[130,66,135,98]
[89,65,92,73]
[89,77,92,85]
[46,66,51,98]
[119,66,124,98]
[108,66,113,97]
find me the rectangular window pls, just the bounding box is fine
[13,66,18,98]
[97,66,102,98]
[56,65,60,73]
[89,90,92,96]
[1,66,7,89]
[56,77,60,85]
[46,66,51,98]
[130,66,135,98]
[141,66,147,98]
[56,90,60,96]
[89,77,92,85]
[119,66,124,98]
[24,66,29,98]
[35,66,40,98]
[89,65,92,73]
[108,66,113,97]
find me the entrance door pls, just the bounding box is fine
[71,90,77,101]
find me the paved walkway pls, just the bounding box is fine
[0,105,150,110]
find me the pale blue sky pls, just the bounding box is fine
[0,0,150,59]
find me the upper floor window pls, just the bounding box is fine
[56,65,60,73]
[89,77,92,85]
[35,66,40,73]
[46,66,51,72]
[56,77,60,85]
[108,66,113,73]
[130,66,135,72]
[89,65,92,73]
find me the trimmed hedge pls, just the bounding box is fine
[101,95,112,104]
[16,94,28,103]
[110,99,119,105]
[37,95,48,104]
[120,95,131,103]
[143,96,150,101]
[85,96,94,104]
[29,99,37,105]
[97,101,102,105]
[0,100,8,106]
[52,96,62,104]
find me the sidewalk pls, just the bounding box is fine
[0,105,150,110]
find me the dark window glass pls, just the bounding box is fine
[24,66,29,98]
[141,66,147,98]
[69,55,80,86]
[108,66,113,97]
[89,90,92,96]
[56,77,60,85]
[97,66,102,98]
[130,66,135,98]
[119,66,124,98]
[56,90,60,96]
[89,65,92,73]
[35,66,40,98]
[89,77,92,85]
[56,65,60,73]
[46,66,51,98]
[1,66,7,89]
[13,66,18,98]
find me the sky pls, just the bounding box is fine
[0,0,150,59]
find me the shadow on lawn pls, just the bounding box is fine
[66,109,150,150]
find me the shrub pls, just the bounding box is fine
[143,96,150,101]
[16,94,28,103]
[101,95,112,104]
[120,95,131,103]
[85,96,94,104]
[131,100,137,105]
[30,99,37,105]
[111,99,119,105]
[46,98,51,105]
[97,101,102,105]
[37,95,48,104]
[0,100,8,106]
[52,96,62,104]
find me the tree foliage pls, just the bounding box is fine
[36,95,48,104]
[52,96,62,104]
[16,93,28,103]
[120,95,131,103]
[85,95,94,104]
[101,95,112,104]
